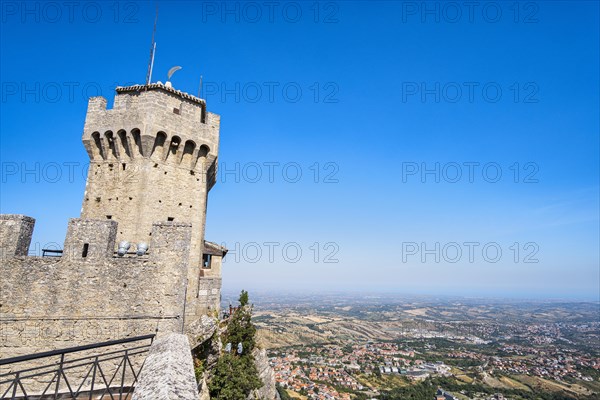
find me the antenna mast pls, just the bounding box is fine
[145,6,158,85]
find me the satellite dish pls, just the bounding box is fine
[167,66,182,81]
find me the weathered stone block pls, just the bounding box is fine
[0,214,35,259]
[132,333,198,400]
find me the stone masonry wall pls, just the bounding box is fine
[0,220,192,359]
[197,277,222,316]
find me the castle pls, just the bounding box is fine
[0,82,226,356]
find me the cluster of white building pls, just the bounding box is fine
[379,361,452,380]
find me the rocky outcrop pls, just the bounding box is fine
[199,375,210,400]
[188,314,218,348]
[249,348,280,400]
[191,314,222,375]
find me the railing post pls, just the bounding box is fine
[119,349,128,399]
[54,353,64,399]
[11,372,19,400]
[89,356,98,400]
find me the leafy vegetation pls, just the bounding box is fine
[239,290,249,307]
[194,358,205,382]
[209,353,263,400]
[379,380,436,400]
[208,290,263,400]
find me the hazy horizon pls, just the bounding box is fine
[221,285,600,303]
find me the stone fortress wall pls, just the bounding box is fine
[0,215,190,358]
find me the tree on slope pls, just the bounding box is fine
[209,290,263,400]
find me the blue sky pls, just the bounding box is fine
[1,1,598,300]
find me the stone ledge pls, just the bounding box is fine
[132,333,199,400]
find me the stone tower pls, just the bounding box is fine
[80,82,224,321]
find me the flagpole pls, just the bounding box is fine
[146,5,158,85]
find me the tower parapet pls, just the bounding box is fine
[82,83,220,184]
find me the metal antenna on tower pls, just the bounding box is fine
[198,75,203,98]
[145,5,158,85]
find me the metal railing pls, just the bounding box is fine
[0,334,155,400]
[41,249,63,257]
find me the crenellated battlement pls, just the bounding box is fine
[0,215,195,357]
[82,83,220,175]
[0,214,35,259]
[0,214,195,264]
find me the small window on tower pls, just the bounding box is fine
[167,217,174,222]
[173,108,180,115]
[82,243,89,258]
[106,215,112,220]
[203,254,212,269]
